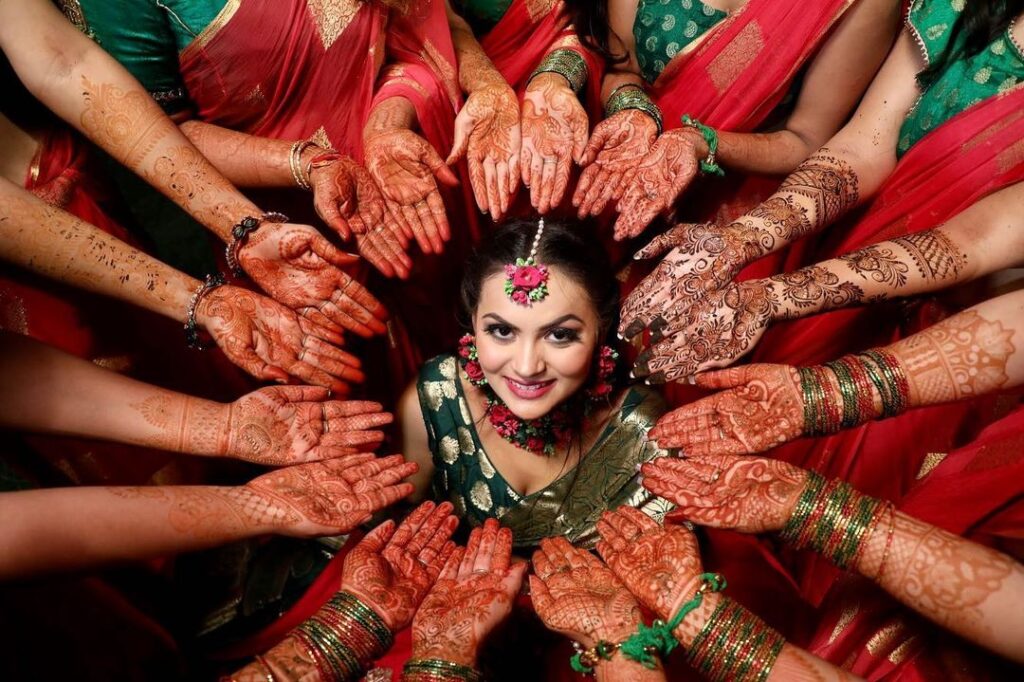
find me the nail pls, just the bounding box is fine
[648,371,668,385]
[623,320,645,339]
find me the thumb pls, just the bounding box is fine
[422,143,460,187]
[311,235,360,267]
[446,121,471,165]
[693,366,752,390]
[579,125,608,167]
[572,126,589,164]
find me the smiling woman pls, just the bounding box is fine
[398,220,674,549]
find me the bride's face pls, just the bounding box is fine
[472,266,601,421]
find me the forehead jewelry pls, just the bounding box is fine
[504,218,550,306]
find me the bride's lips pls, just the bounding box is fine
[504,376,556,400]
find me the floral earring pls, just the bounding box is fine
[585,346,619,401]
[457,334,488,387]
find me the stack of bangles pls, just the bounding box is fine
[224,211,290,276]
[605,83,663,135]
[402,658,483,682]
[680,114,724,177]
[528,48,588,94]
[570,573,785,682]
[798,350,910,436]
[781,470,896,575]
[291,591,394,681]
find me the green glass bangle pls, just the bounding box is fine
[605,85,663,134]
[681,114,725,177]
[826,360,860,429]
[402,658,482,682]
[331,592,393,650]
[529,48,588,93]
[780,470,826,544]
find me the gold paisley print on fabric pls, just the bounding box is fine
[439,435,460,464]
[306,0,361,50]
[525,0,558,22]
[707,20,764,94]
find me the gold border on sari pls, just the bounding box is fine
[180,0,242,61]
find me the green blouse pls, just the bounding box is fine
[456,0,513,34]
[62,0,227,113]
[898,0,1024,156]
[634,0,727,84]
[416,354,675,549]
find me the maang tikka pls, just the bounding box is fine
[504,218,550,306]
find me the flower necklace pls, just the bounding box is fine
[458,334,618,456]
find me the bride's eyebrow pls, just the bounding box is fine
[482,313,518,330]
[540,314,583,331]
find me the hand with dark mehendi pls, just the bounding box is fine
[573,109,658,219]
[412,518,526,667]
[520,72,589,214]
[620,222,771,341]
[354,222,414,280]
[343,500,461,630]
[447,83,521,221]
[643,454,807,534]
[613,129,702,241]
[224,387,393,465]
[196,284,363,394]
[364,129,460,256]
[595,507,712,644]
[309,153,390,242]
[243,455,419,537]
[530,537,642,648]
[648,365,806,455]
[237,221,389,338]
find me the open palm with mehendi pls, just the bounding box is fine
[574,109,658,219]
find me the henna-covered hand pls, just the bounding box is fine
[595,508,702,626]
[643,454,807,534]
[196,285,364,394]
[448,84,521,221]
[573,109,658,219]
[613,130,701,241]
[520,72,589,214]
[342,500,461,630]
[635,279,778,383]
[243,455,418,537]
[364,129,459,256]
[621,222,770,342]
[237,221,388,337]
[530,536,642,648]
[309,153,393,243]
[648,365,805,455]
[224,386,392,465]
[412,518,526,666]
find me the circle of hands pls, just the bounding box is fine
[302,451,811,670]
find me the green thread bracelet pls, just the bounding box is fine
[681,114,725,177]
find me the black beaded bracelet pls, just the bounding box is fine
[225,211,289,276]
[184,273,227,349]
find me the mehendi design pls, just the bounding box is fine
[746,196,813,242]
[574,109,658,220]
[892,230,966,280]
[779,148,860,228]
[839,245,911,287]
[771,266,864,315]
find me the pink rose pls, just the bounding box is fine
[465,361,485,382]
[512,265,544,289]
[511,290,529,305]
[526,437,545,453]
[489,404,513,423]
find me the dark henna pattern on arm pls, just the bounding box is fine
[778,147,860,229]
[838,245,910,287]
[770,266,864,318]
[891,230,966,280]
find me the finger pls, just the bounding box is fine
[468,157,489,215]
[572,121,589,164]
[233,346,289,383]
[694,367,755,390]
[373,482,416,509]
[603,508,642,541]
[495,160,511,218]
[305,335,364,371]
[401,204,433,255]
[446,123,471,165]
[491,526,513,573]
[424,144,460,188]
[573,164,598,212]
[389,500,436,551]
[617,506,659,532]
[417,514,460,569]
[406,501,455,556]
[309,235,360,268]
[335,274,390,322]
[532,548,555,579]
[439,546,465,581]
[273,385,331,402]
[459,526,483,579]
[287,359,351,395]
[539,536,570,574]
[529,575,554,618]
[537,159,557,214]
[298,309,346,345]
[315,301,374,339]
[414,200,445,254]
[520,145,534,188]
[386,200,415,242]
[364,460,420,489]
[323,400,384,417]
[502,560,527,596]
[507,151,520,197]
[316,194,351,240]
[651,413,722,442]
[426,191,451,243]
[529,154,545,210]
[579,124,609,167]
[551,537,588,571]
[596,517,628,554]
[593,168,621,215]
[581,167,613,217]
[483,157,500,222]
[342,453,409,483]
[650,402,719,439]
[357,519,397,553]
[549,154,572,213]
[473,518,500,573]
[356,235,396,279]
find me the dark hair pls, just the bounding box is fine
[561,0,629,65]
[459,218,620,341]
[917,0,1024,89]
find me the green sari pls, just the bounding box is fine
[417,354,675,549]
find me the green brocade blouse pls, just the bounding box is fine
[64,0,227,113]
[634,0,727,84]
[456,0,513,34]
[898,0,1024,156]
[417,354,675,549]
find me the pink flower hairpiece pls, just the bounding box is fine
[504,218,549,306]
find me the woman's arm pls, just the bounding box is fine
[397,381,436,501]
[0,456,417,580]
[644,456,1024,664]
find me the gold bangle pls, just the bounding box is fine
[289,140,316,190]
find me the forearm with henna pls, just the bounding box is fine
[447,8,506,94]
[0,180,197,320]
[364,96,418,140]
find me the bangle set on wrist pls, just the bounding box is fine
[528,48,588,94]
[605,84,664,135]
[686,597,785,682]
[292,591,393,682]
[402,658,482,682]
[799,351,910,436]
[224,211,290,276]
[184,272,227,349]
[289,140,317,190]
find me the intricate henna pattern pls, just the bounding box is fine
[621,222,771,340]
[573,109,658,220]
[129,394,228,456]
[343,501,461,630]
[642,454,807,533]
[891,310,1015,405]
[614,129,702,240]
[237,221,388,338]
[778,147,860,228]
[892,230,966,280]
[838,245,910,288]
[197,285,364,393]
[412,518,525,666]
[746,196,813,242]
[520,73,589,214]
[530,537,642,648]
[310,154,390,243]
[647,365,805,455]
[770,266,864,317]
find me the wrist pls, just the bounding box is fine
[293,591,394,680]
[411,643,476,668]
[596,650,664,682]
[527,71,574,93]
[530,48,588,94]
[677,126,710,162]
[684,597,785,682]
[671,591,722,649]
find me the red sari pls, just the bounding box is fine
[178,0,477,381]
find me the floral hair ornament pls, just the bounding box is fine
[504,218,550,306]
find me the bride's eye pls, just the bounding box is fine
[547,327,581,344]
[484,323,515,341]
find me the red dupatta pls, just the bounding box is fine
[651,0,856,132]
